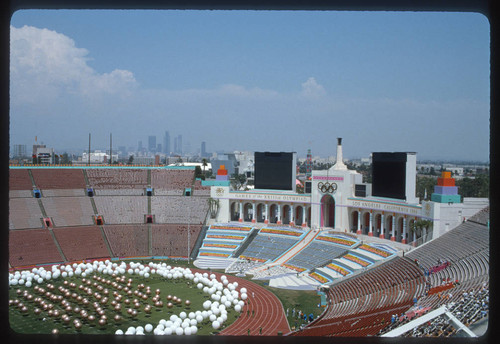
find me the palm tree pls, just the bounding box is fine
[202,158,208,178]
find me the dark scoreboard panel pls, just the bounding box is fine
[254,152,294,191]
[372,152,407,200]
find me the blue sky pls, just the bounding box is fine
[9,10,490,161]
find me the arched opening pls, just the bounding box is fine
[386,215,393,239]
[351,211,359,233]
[283,205,291,224]
[321,195,335,228]
[230,202,239,221]
[257,203,265,222]
[375,214,382,237]
[295,206,304,226]
[269,204,278,224]
[397,217,404,242]
[307,207,311,227]
[243,203,253,222]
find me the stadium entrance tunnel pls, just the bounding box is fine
[321,194,335,228]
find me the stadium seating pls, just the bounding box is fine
[151,223,203,257]
[86,168,148,190]
[9,229,64,267]
[9,198,44,229]
[9,169,33,190]
[151,196,209,224]
[52,226,110,261]
[293,257,426,336]
[102,224,149,257]
[93,196,147,224]
[42,196,95,227]
[31,169,86,189]
[150,169,195,194]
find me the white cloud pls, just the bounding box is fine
[300,77,326,98]
[10,25,137,105]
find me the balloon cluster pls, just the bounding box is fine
[9,260,249,336]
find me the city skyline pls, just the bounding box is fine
[9,10,490,161]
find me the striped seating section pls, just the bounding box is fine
[9,229,64,267]
[238,227,303,263]
[52,226,110,261]
[9,198,44,230]
[151,223,203,257]
[197,223,253,259]
[31,168,86,189]
[42,196,95,227]
[284,241,349,271]
[102,224,149,257]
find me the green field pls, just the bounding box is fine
[9,259,323,335]
[9,262,238,335]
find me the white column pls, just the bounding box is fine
[252,203,256,223]
[290,204,295,226]
[357,210,362,234]
[277,203,282,224]
[402,216,407,244]
[379,212,385,239]
[239,202,243,222]
[391,214,396,241]
[264,203,269,224]
[302,206,307,228]
[369,211,373,236]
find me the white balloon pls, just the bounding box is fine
[175,327,184,335]
[235,305,241,312]
[240,287,247,294]
[115,329,124,335]
[145,324,153,333]
[127,327,136,335]
[184,327,192,336]
[212,321,220,330]
[190,326,198,335]
[209,314,217,322]
[164,327,173,335]
[180,312,187,319]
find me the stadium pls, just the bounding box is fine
[8,139,489,337]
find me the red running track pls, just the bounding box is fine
[192,269,290,336]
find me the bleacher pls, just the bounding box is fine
[9,229,64,267]
[196,223,253,259]
[9,198,44,230]
[31,168,86,189]
[150,169,195,195]
[284,238,352,271]
[151,196,209,224]
[294,256,426,336]
[52,226,110,261]
[42,196,95,227]
[238,227,304,263]
[86,168,148,190]
[9,169,33,191]
[102,224,149,257]
[93,196,147,224]
[151,223,203,258]
[402,211,489,312]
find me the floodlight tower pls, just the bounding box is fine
[306,148,313,179]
